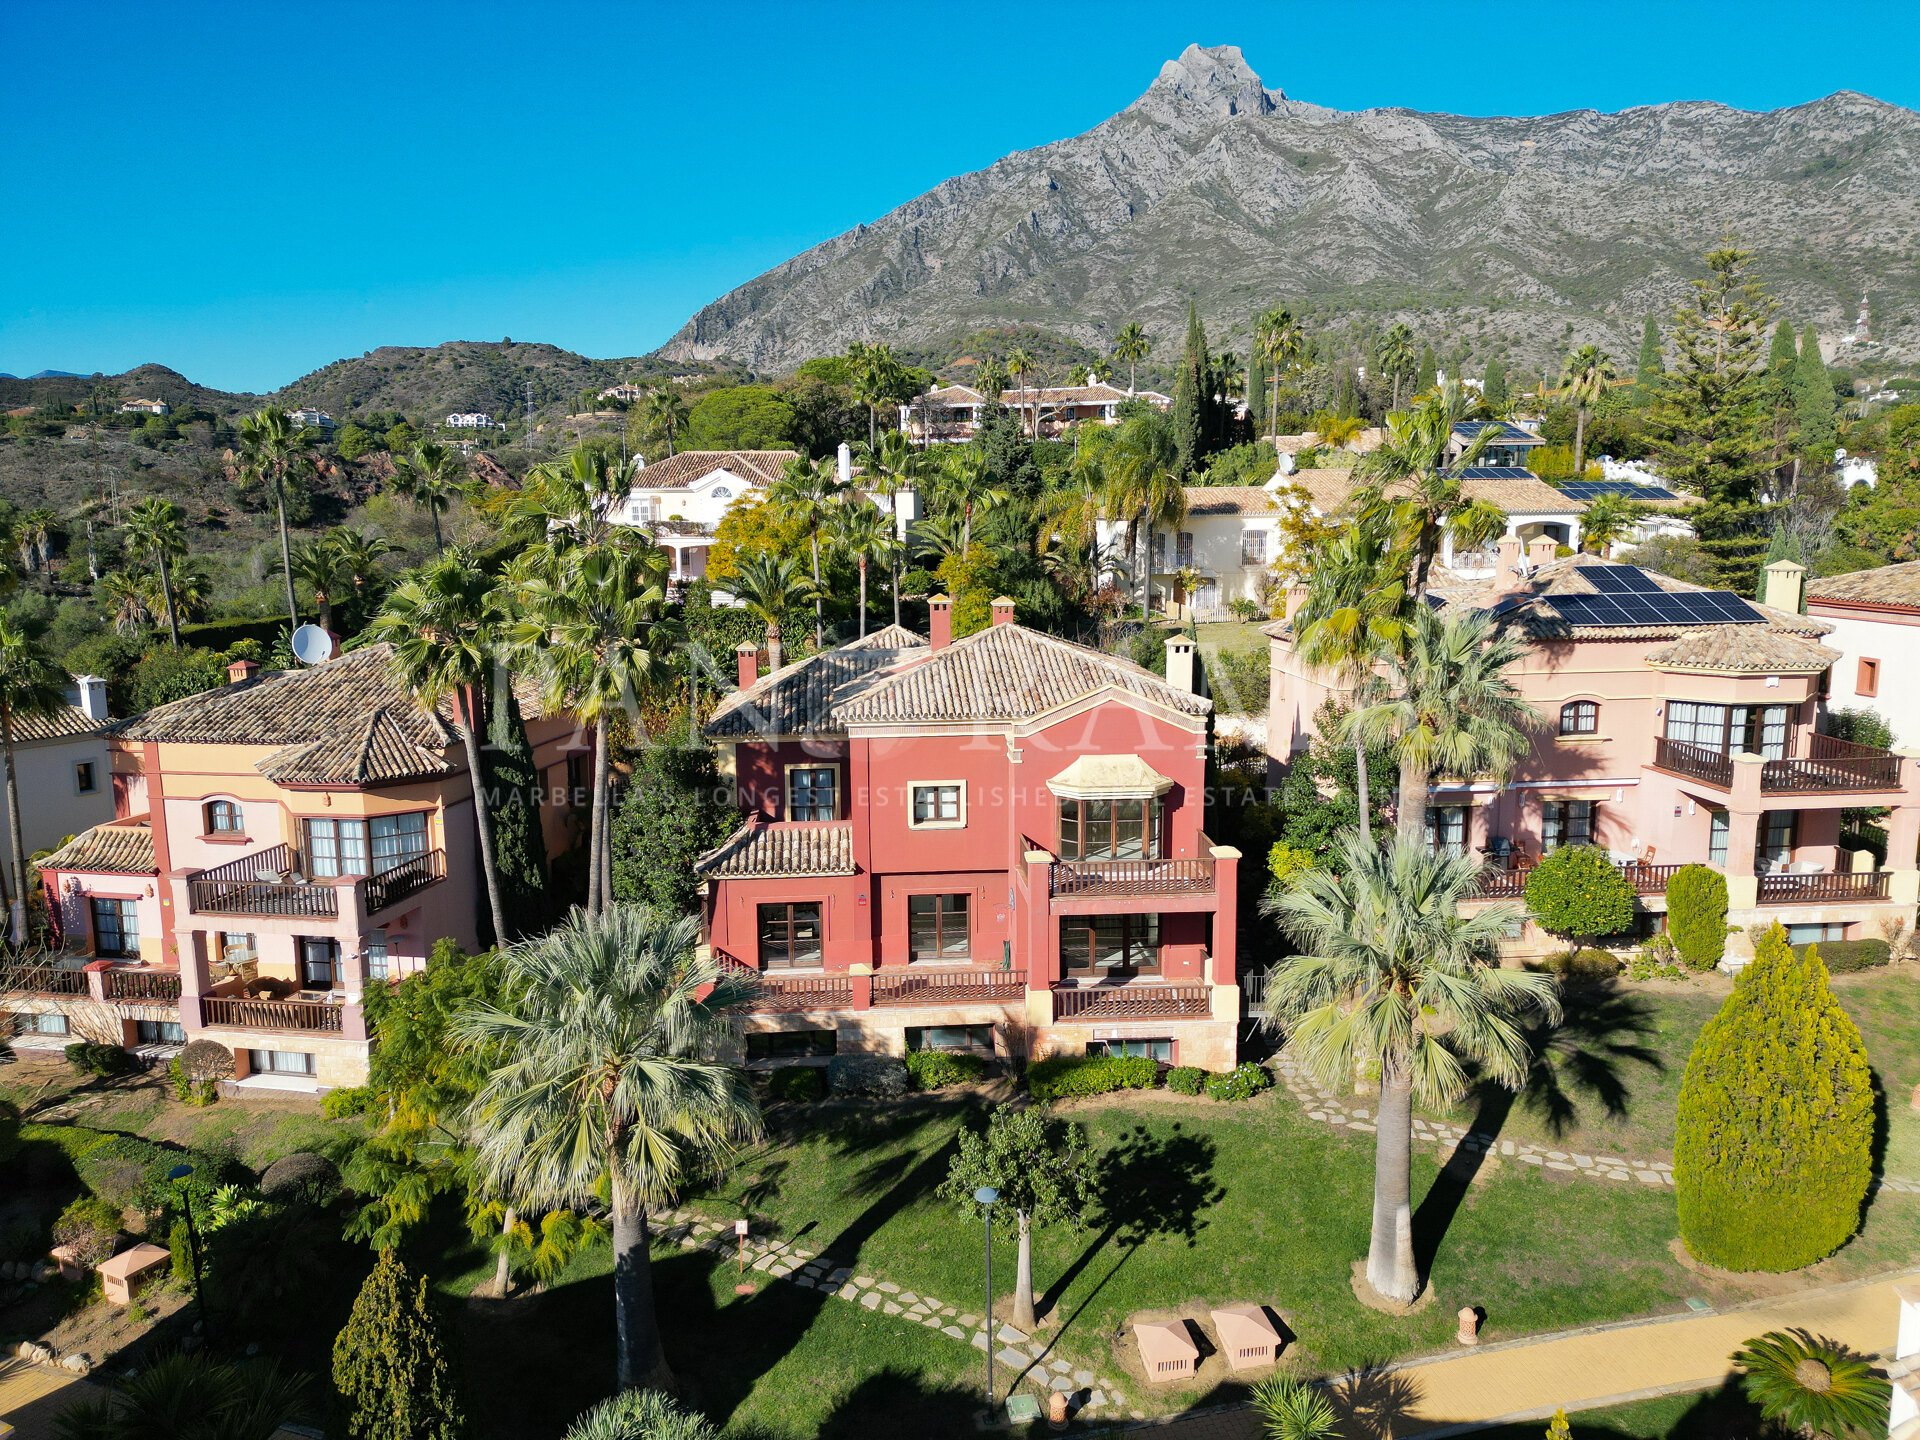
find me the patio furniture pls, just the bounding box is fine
[1210,1304,1282,1371]
[1133,1319,1198,1382]
[97,1243,170,1306]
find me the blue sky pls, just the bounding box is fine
[5,0,1915,393]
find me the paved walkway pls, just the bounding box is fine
[0,1358,104,1439]
[1121,1270,1918,1439]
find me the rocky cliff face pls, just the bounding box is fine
[661,45,1920,370]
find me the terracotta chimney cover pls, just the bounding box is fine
[734,641,758,691]
[990,596,1016,627]
[929,595,953,650]
[228,659,260,684]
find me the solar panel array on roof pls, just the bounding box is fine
[1455,466,1539,480]
[1452,421,1541,444]
[1581,564,1662,594]
[1561,480,1680,501]
[1546,589,1764,628]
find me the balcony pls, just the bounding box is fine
[1652,737,1733,788]
[188,844,337,919]
[361,850,446,914]
[742,973,853,1013]
[201,994,345,1033]
[0,960,88,997]
[102,967,182,1003]
[1049,855,1214,900]
[1652,734,1904,796]
[1051,981,1212,1021]
[872,967,1025,1007]
[1757,870,1892,904]
[1475,858,1683,900]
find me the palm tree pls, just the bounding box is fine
[1345,606,1540,847]
[514,444,631,551]
[832,500,903,638]
[1037,450,1109,599]
[289,534,353,632]
[237,407,316,633]
[1558,345,1616,482]
[1578,492,1638,557]
[1003,346,1036,438]
[848,340,906,449]
[503,538,671,914]
[1255,308,1305,446]
[391,440,469,555]
[0,617,65,944]
[15,509,54,573]
[729,552,815,673]
[856,431,919,627]
[95,570,151,636]
[640,388,689,457]
[51,1350,309,1440]
[328,530,398,626]
[1448,498,1509,570]
[1101,416,1184,616]
[1261,831,1559,1303]
[1731,1329,1891,1440]
[1112,322,1151,396]
[369,552,512,946]
[1250,1375,1340,1440]
[1358,380,1504,601]
[1309,411,1364,450]
[934,448,1006,557]
[1378,323,1416,411]
[767,455,845,648]
[122,497,187,647]
[452,906,761,1393]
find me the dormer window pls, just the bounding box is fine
[1047,755,1174,861]
[1559,701,1598,736]
[205,799,244,835]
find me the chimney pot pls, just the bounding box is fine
[73,675,110,723]
[990,596,1017,627]
[228,658,260,685]
[1763,559,1807,615]
[1284,583,1311,620]
[837,442,853,487]
[735,641,758,691]
[929,595,953,650]
[1164,635,1197,694]
[1526,535,1558,568]
[1494,535,1526,592]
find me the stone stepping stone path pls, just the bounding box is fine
[653,1209,1132,1417]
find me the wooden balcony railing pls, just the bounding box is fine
[1473,858,1682,900]
[872,967,1026,1007]
[188,843,338,920]
[1762,733,1904,794]
[1052,982,1211,1021]
[1653,737,1734,788]
[743,973,853,1013]
[201,995,344,1033]
[360,850,445,915]
[0,962,88,997]
[103,968,182,1002]
[1050,855,1214,899]
[1756,870,1892,904]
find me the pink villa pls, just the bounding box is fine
[11,647,585,1090]
[1267,544,1920,959]
[696,598,1244,1069]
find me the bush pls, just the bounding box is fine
[1541,946,1624,981]
[1165,1066,1207,1096]
[903,1049,988,1091]
[1626,935,1686,982]
[826,1055,909,1099]
[1227,597,1264,622]
[322,1086,375,1119]
[1797,938,1889,973]
[63,1041,136,1078]
[260,1152,342,1205]
[1675,925,1874,1270]
[74,1135,177,1211]
[1025,1054,1160,1101]
[52,1195,122,1267]
[1524,845,1635,942]
[765,1066,826,1103]
[1203,1062,1274,1102]
[1669,864,1729,971]
[169,1218,195,1286]
[1207,647,1270,715]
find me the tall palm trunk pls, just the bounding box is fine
[156,550,180,648]
[609,1174,673,1392]
[1367,1061,1419,1302]
[765,624,783,674]
[3,708,26,945]
[430,505,445,557]
[1353,740,1372,844]
[857,558,868,638]
[1397,752,1430,847]
[274,470,298,632]
[1013,1210,1036,1332]
[809,534,823,648]
[587,715,610,915]
[459,693,511,947]
[493,1206,517,1297]
[1572,408,1588,482]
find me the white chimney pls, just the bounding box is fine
[837,442,853,487]
[73,675,110,723]
[1164,636,1197,694]
[1763,560,1806,615]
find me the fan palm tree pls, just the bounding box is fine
[96,569,151,636]
[1730,1329,1891,1439]
[514,444,631,551]
[833,500,904,638]
[1037,450,1109,599]
[1345,606,1540,846]
[1255,308,1305,446]
[1558,345,1616,482]
[729,551,815,673]
[391,440,469,555]
[15,509,54,573]
[1448,498,1509,570]
[640,387,690,457]
[1005,346,1036,437]
[369,552,512,946]
[1578,492,1639,557]
[51,1350,310,1440]
[1101,415,1184,616]
[452,906,762,1393]
[1112,322,1151,396]
[1358,380,1504,601]
[1378,323,1416,411]
[767,455,845,647]
[1260,831,1559,1303]
[289,533,353,632]
[1310,411,1364,450]
[122,497,187,647]
[236,407,317,633]
[0,617,65,944]
[502,538,671,914]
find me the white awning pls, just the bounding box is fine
[1045,754,1174,801]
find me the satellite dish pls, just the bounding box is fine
[291,625,336,666]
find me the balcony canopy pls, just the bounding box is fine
[1045,755,1173,801]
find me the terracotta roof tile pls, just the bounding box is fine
[257,708,453,787]
[1276,468,1583,517]
[1646,628,1841,673]
[706,647,919,738]
[627,450,797,491]
[1806,560,1920,610]
[1182,486,1281,519]
[839,624,929,651]
[40,819,156,876]
[9,704,107,744]
[695,821,855,878]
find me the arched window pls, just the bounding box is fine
[204,799,244,835]
[1559,701,1599,736]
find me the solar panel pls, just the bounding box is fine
[1452,420,1540,444]
[1582,565,1663,594]
[1458,466,1539,480]
[1561,480,1680,501]
[1547,586,1763,628]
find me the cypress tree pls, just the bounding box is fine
[481,678,549,942]
[332,1250,467,1440]
[1414,343,1438,395]
[1674,923,1873,1271]
[1171,302,1208,478]
[1482,357,1508,412]
[1766,320,1800,483]
[1792,322,1838,474]
[1634,316,1664,404]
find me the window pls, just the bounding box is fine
[218,932,256,965]
[136,1019,185,1045]
[746,1029,836,1061]
[204,799,243,834]
[758,903,823,970]
[1858,658,1881,697]
[907,1024,994,1054]
[1708,810,1730,867]
[787,766,837,822]
[909,782,964,828]
[370,812,428,870]
[710,485,732,500]
[1786,922,1846,945]
[366,928,390,982]
[74,762,97,794]
[90,898,138,958]
[1175,531,1195,569]
[1425,806,1467,856]
[23,1012,69,1036]
[1087,1038,1172,1063]
[1240,530,1268,566]
[1541,800,1594,852]
[248,1049,315,1076]
[305,814,428,877]
[300,938,341,989]
[1559,701,1598,736]
[907,894,971,962]
[1060,914,1161,976]
[1664,702,1789,759]
[1758,811,1797,870]
[1057,797,1163,861]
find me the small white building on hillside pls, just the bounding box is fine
[1096,488,1286,619]
[446,412,497,429]
[611,450,797,583]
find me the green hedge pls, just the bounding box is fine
[903,1050,988,1090]
[1668,865,1729,971]
[1791,938,1889,972]
[1165,1066,1206,1096]
[1025,1054,1160,1101]
[1202,1062,1274,1102]
[64,1042,137,1078]
[1537,947,1624,981]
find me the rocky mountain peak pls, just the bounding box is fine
[1130,43,1279,128]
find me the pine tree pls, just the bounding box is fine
[1171,302,1208,478]
[1481,357,1508,412]
[1766,320,1801,484]
[1792,322,1838,476]
[1634,315,1664,404]
[481,677,549,943]
[1674,923,1873,1271]
[332,1250,467,1440]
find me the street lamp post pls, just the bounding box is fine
[974,1185,999,1407]
[166,1163,212,1347]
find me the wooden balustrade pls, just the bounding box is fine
[1050,855,1214,899]
[744,974,853,1013]
[360,850,445,914]
[1474,858,1682,900]
[0,962,88,996]
[201,995,344,1033]
[871,967,1025,1007]
[1763,733,1904,793]
[1051,982,1211,1021]
[188,843,338,919]
[103,968,182,1002]
[1652,737,1734,787]
[1756,870,1892,904]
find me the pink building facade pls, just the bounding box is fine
[698,599,1244,1070]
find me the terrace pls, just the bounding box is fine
[185,842,446,920]
[1651,733,1904,796]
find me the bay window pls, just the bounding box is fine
[1664,701,1789,759]
[305,812,429,877]
[1058,797,1163,861]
